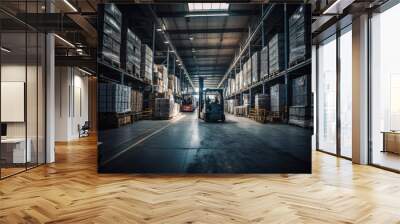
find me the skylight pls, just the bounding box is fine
[188,3,229,12]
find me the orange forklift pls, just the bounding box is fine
[181,94,195,112]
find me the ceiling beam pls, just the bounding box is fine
[167,28,247,34]
[185,64,230,68]
[180,54,233,58]
[156,10,258,18]
[176,45,238,50]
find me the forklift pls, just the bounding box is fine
[199,88,225,122]
[181,94,195,112]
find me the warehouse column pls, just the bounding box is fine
[46,0,55,163]
[283,3,290,123]
[352,14,369,164]
[199,77,204,118]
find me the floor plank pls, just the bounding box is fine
[1,135,400,223]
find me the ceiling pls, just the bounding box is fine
[154,3,260,88]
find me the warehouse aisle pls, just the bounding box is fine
[99,112,312,173]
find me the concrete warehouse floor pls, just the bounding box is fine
[98,112,312,173]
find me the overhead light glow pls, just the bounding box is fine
[54,34,75,48]
[1,47,11,53]
[63,0,78,12]
[164,41,169,44]
[188,3,229,12]
[185,13,229,18]
[156,28,162,32]
[322,0,352,15]
[78,67,92,76]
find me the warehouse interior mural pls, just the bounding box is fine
[97,3,312,173]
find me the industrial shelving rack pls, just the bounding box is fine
[220,4,312,125]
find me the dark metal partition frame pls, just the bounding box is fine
[367,0,400,173]
[315,20,352,161]
[0,0,47,180]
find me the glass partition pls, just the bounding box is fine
[0,2,46,179]
[339,26,352,158]
[317,35,337,154]
[370,3,400,171]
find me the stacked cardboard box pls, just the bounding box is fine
[291,75,309,106]
[243,59,251,88]
[243,94,250,106]
[270,84,286,113]
[124,29,141,76]
[269,33,285,75]
[260,46,269,79]
[255,94,270,110]
[234,105,249,117]
[154,98,179,119]
[152,65,161,93]
[235,74,240,93]
[251,52,260,84]
[153,64,168,93]
[225,99,238,114]
[168,75,174,91]
[98,83,131,113]
[289,5,311,66]
[130,89,143,113]
[140,44,153,83]
[289,75,312,127]
[238,71,243,90]
[100,4,122,66]
[229,78,236,95]
[168,75,181,94]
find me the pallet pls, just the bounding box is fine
[140,110,153,120]
[289,55,307,67]
[100,56,121,69]
[269,70,280,77]
[248,108,268,123]
[99,112,132,129]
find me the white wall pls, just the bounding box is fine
[55,66,89,141]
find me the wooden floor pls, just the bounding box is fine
[1,135,400,223]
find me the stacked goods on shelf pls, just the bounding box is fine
[234,94,250,117]
[289,5,311,66]
[251,52,260,84]
[225,80,231,97]
[249,94,270,123]
[153,64,168,93]
[230,78,236,95]
[154,97,180,119]
[235,74,240,93]
[98,83,131,113]
[173,76,181,94]
[152,64,162,93]
[243,94,250,106]
[234,106,249,117]
[162,67,168,93]
[242,60,249,88]
[123,28,141,76]
[130,89,143,113]
[270,83,286,114]
[98,82,131,129]
[140,44,153,83]
[238,71,243,91]
[99,4,122,66]
[168,75,175,92]
[260,46,269,79]
[289,75,312,127]
[225,99,238,114]
[269,33,285,75]
[254,94,270,111]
